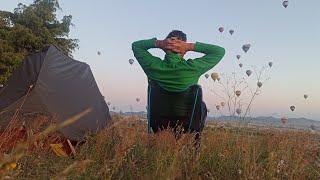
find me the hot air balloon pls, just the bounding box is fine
[107,102,111,106]
[205,74,209,79]
[97,51,101,56]
[218,27,224,33]
[236,108,242,115]
[235,90,241,97]
[236,55,241,60]
[221,102,225,107]
[304,94,309,99]
[268,62,273,68]
[216,105,221,111]
[281,117,288,124]
[310,124,316,131]
[242,44,251,53]
[290,106,295,112]
[257,82,263,88]
[246,70,252,77]
[283,1,289,8]
[211,72,219,82]
[239,63,243,68]
[129,59,135,65]
[136,98,140,102]
[229,29,234,35]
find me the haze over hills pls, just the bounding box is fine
[110,111,320,131]
[207,116,320,131]
[110,111,147,117]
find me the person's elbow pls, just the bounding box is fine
[207,45,226,60]
[218,46,226,59]
[210,47,225,63]
[131,41,139,52]
[131,41,143,58]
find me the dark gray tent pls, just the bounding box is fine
[0,45,111,141]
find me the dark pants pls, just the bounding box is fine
[151,101,207,135]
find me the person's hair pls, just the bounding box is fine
[166,30,187,42]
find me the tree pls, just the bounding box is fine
[0,0,78,84]
[210,64,272,122]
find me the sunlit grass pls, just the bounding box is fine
[1,115,320,179]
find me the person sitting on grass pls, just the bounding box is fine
[132,30,225,135]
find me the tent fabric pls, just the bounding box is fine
[0,45,111,141]
[147,80,207,133]
[0,50,45,110]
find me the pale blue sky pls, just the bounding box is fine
[2,0,320,120]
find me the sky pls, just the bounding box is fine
[2,0,320,120]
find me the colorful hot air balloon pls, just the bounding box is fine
[236,108,242,115]
[216,105,221,111]
[218,27,224,33]
[281,117,288,124]
[242,44,251,53]
[283,0,289,8]
[268,62,273,68]
[290,106,295,112]
[257,82,263,88]
[129,59,135,65]
[229,29,234,35]
[205,74,209,79]
[304,94,309,99]
[239,63,243,68]
[236,55,241,60]
[211,72,219,82]
[246,70,252,77]
[235,90,241,97]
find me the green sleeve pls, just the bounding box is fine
[131,38,161,71]
[189,42,225,75]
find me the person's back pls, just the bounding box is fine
[132,30,225,133]
[132,30,225,91]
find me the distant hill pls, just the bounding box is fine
[207,116,320,131]
[111,111,320,131]
[110,111,147,118]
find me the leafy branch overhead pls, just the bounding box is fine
[0,0,79,83]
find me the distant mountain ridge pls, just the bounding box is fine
[110,111,319,130]
[208,116,320,130]
[110,111,147,118]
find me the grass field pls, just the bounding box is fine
[1,115,320,179]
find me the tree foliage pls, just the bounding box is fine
[0,0,78,83]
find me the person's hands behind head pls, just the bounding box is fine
[166,38,194,56]
[156,37,194,56]
[155,38,173,51]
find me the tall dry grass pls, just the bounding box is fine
[1,115,320,179]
